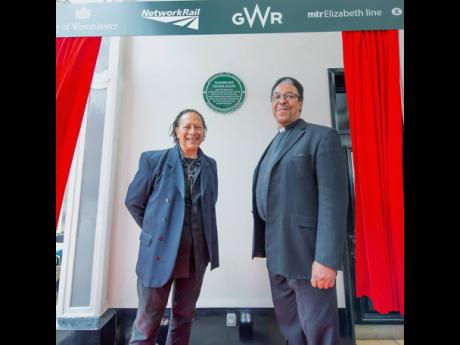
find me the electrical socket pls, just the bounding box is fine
[226,312,237,327]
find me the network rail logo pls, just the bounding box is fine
[141,8,200,30]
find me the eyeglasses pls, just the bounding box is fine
[271,92,300,103]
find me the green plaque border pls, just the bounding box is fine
[203,72,246,114]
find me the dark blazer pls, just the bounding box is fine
[126,145,219,288]
[252,119,348,279]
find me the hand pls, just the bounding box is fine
[310,261,336,289]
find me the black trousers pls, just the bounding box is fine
[268,271,340,345]
[129,275,204,345]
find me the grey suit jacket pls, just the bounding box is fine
[126,145,219,288]
[252,119,348,279]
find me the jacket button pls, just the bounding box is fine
[165,198,169,203]
[162,217,167,223]
[159,236,164,241]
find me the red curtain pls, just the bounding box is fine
[56,37,102,227]
[342,30,404,314]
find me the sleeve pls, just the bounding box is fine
[125,152,155,228]
[314,129,349,270]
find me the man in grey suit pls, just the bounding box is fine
[126,109,219,345]
[252,77,348,345]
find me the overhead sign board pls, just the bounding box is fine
[56,0,404,37]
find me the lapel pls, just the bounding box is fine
[169,145,210,198]
[272,119,307,167]
[253,140,273,191]
[199,148,210,196]
[168,145,185,198]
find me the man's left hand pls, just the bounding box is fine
[310,261,336,289]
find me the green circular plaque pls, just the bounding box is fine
[203,72,246,113]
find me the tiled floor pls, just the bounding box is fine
[356,341,404,345]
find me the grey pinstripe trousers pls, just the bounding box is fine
[268,271,341,345]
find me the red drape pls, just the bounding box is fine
[342,30,404,314]
[56,37,102,227]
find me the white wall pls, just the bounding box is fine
[108,30,403,309]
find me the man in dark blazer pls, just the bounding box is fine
[125,109,219,345]
[252,77,348,345]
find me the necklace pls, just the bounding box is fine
[183,158,199,195]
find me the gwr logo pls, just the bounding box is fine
[232,4,282,28]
